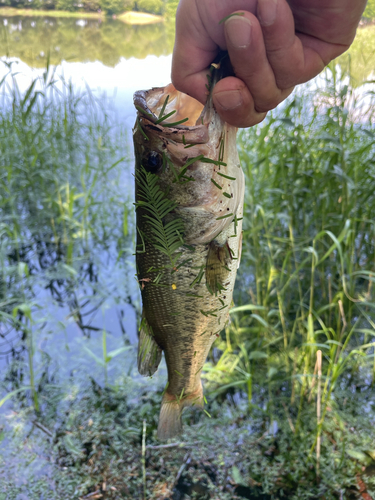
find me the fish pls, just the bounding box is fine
[133,63,244,440]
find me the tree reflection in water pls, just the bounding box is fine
[0,15,174,67]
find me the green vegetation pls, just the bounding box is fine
[338,24,375,87]
[1,56,375,499]
[2,377,375,499]
[363,0,375,19]
[0,0,175,16]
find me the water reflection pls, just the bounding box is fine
[0,67,140,405]
[0,15,175,67]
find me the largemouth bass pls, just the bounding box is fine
[133,66,244,440]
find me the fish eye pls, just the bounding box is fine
[143,151,162,173]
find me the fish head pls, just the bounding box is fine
[133,83,244,244]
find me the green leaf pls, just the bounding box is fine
[248,351,268,360]
[106,346,133,362]
[230,305,268,314]
[135,166,185,266]
[346,449,373,466]
[82,345,104,366]
[13,303,32,320]
[0,386,32,408]
[231,465,246,485]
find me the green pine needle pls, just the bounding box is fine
[219,12,245,24]
[135,166,184,266]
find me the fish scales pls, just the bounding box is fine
[133,74,244,440]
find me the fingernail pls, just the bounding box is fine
[225,16,252,49]
[214,90,243,111]
[258,0,277,27]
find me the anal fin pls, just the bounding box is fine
[137,315,162,377]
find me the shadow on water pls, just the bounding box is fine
[0,15,175,66]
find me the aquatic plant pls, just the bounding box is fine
[204,62,375,489]
[0,59,132,412]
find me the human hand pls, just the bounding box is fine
[171,0,367,128]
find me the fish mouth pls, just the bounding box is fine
[134,83,210,144]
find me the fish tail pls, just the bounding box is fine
[157,384,203,440]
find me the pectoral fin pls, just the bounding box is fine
[137,315,162,377]
[206,240,232,294]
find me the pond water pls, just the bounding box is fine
[1,13,375,495]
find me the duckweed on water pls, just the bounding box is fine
[1,60,375,499]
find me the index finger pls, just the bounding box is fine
[171,1,218,103]
[171,1,258,104]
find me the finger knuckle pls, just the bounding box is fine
[171,71,186,92]
[240,112,267,128]
[254,96,282,114]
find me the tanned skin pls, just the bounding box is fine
[172,0,368,128]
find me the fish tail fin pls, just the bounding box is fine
[157,384,204,440]
[137,315,162,377]
[157,397,183,441]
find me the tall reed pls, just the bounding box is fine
[0,59,131,410]
[206,64,375,461]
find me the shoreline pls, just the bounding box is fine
[0,7,164,23]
